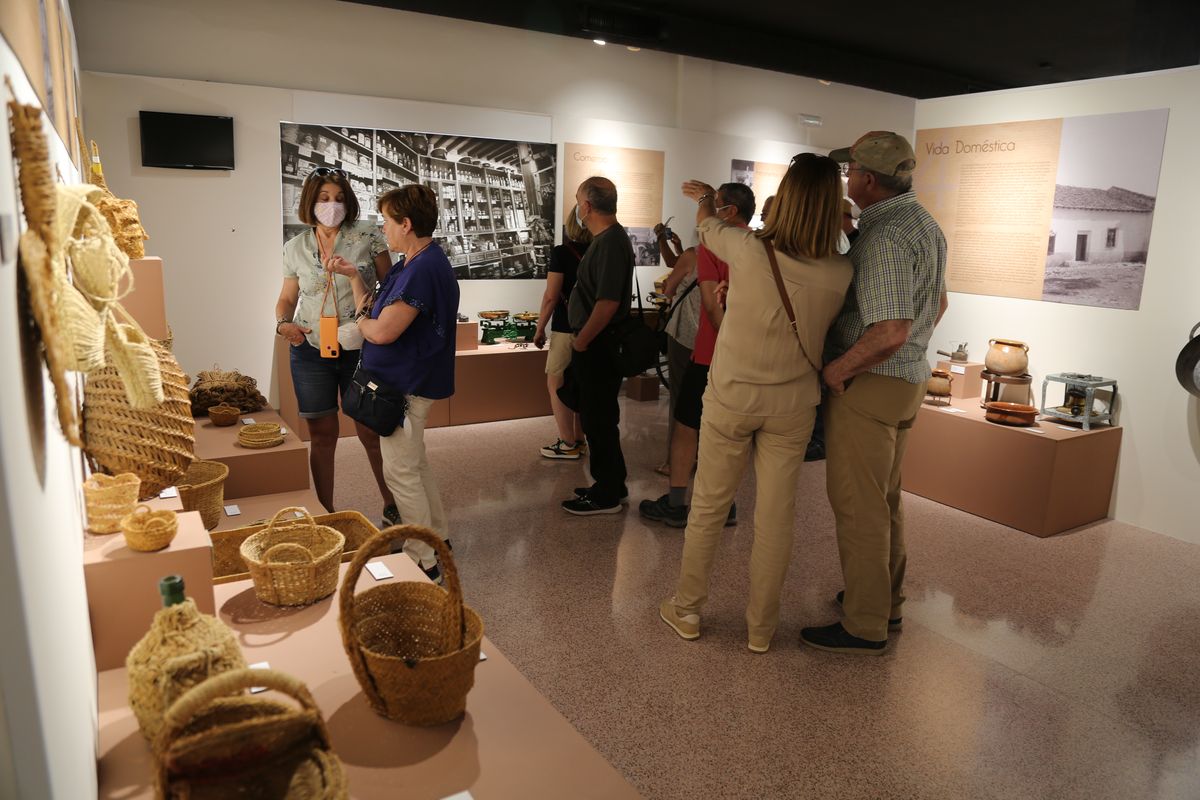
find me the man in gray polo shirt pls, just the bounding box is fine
[801,131,948,655]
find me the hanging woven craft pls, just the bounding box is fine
[84,337,195,499]
[8,93,80,445]
[86,138,150,259]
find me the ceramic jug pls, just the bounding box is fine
[985,338,1029,375]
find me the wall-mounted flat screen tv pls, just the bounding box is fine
[139,110,235,170]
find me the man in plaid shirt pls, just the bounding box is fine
[801,132,948,655]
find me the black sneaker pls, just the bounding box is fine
[725,502,737,527]
[573,486,630,505]
[421,561,444,585]
[835,590,902,630]
[381,504,400,528]
[562,496,623,516]
[800,621,887,655]
[639,494,688,527]
[804,442,826,462]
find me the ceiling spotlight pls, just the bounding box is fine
[593,38,607,45]
[626,46,641,52]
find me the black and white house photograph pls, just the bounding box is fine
[1042,108,1169,310]
[280,122,557,279]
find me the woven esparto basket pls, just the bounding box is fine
[154,668,348,800]
[126,597,246,743]
[120,505,179,552]
[339,525,483,726]
[83,337,195,499]
[105,311,164,409]
[237,422,284,449]
[211,510,378,584]
[240,508,345,607]
[83,472,141,534]
[206,404,240,426]
[177,460,229,531]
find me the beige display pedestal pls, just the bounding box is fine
[451,342,551,425]
[936,359,985,400]
[192,409,310,499]
[901,398,1122,537]
[456,320,479,351]
[83,511,214,671]
[144,487,324,530]
[119,257,170,341]
[95,554,641,799]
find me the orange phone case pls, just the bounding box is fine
[319,315,340,358]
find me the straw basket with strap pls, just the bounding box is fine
[339,525,484,726]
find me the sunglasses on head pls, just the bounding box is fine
[306,167,348,181]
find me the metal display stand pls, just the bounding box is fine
[1040,372,1118,431]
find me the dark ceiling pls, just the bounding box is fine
[345,0,1199,98]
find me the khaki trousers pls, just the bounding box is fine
[825,371,926,641]
[674,396,816,646]
[379,395,448,568]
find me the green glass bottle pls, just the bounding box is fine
[159,575,186,607]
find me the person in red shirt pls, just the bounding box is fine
[640,183,755,526]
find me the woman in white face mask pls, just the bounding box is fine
[276,168,398,522]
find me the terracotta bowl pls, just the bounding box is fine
[984,401,1038,426]
[478,310,509,320]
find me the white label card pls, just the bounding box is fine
[249,661,270,693]
[940,407,967,414]
[366,561,394,580]
[242,418,256,425]
[950,364,966,374]
[158,486,178,499]
[279,428,287,436]
[479,652,488,662]
[441,792,475,800]
[224,504,242,516]
[1025,428,1046,435]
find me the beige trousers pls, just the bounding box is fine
[824,371,926,641]
[379,395,448,568]
[673,395,816,646]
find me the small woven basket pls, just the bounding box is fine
[211,510,378,584]
[240,508,345,606]
[238,422,284,449]
[83,472,141,534]
[178,460,229,531]
[339,525,483,726]
[83,337,195,498]
[155,668,347,800]
[206,404,240,427]
[126,598,247,743]
[120,505,179,552]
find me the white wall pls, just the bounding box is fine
[916,66,1200,544]
[76,0,913,399]
[0,43,100,800]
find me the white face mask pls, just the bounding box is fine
[314,201,346,228]
[574,204,587,229]
[837,229,851,255]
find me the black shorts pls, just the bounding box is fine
[673,362,710,430]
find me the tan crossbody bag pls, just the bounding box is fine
[763,239,821,375]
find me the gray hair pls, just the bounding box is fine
[579,176,618,214]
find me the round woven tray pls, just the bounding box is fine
[84,472,141,534]
[83,337,195,498]
[238,422,284,449]
[339,525,483,725]
[240,508,345,607]
[207,405,240,426]
[178,460,229,531]
[120,505,179,552]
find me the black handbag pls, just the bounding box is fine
[342,358,407,436]
[607,272,662,378]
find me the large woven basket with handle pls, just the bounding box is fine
[339,525,483,726]
[211,509,378,584]
[240,508,345,606]
[154,668,348,800]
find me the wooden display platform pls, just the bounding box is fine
[192,408,310,499]
[901,398,1122,537]
[451,342,550,425]
[120,258,170,341]
[143,487,325,531]
[95,554,641,799]
[83,511,214,671]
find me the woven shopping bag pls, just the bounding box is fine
[339,525,483,725]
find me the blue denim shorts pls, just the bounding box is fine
[289,341,359,418]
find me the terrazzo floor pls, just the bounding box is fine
[331,395,1200,800]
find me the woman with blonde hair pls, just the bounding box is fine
[533,207,592,458]
[658,153,854,654]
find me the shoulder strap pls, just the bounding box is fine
[763,239,820,374]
